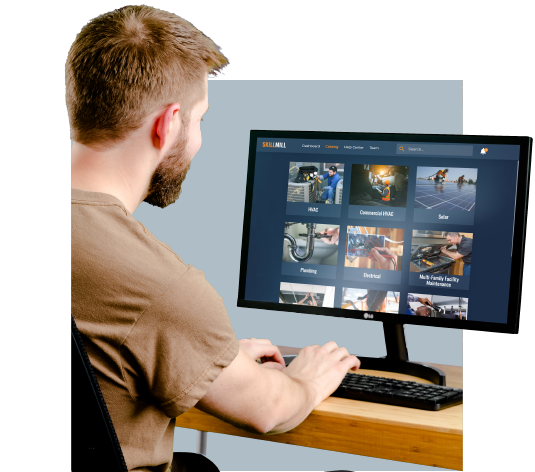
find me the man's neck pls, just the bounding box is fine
[71,140,154,214]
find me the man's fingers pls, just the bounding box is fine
[371,248,385,260]
[253,345,285,366]
[332,346,350,361]
[342,355,361,372]
[321,341,339,353]
[239,339,285,367]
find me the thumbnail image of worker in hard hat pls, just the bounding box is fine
[348,164,409,208]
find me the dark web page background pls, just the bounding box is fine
[244,139,520,324]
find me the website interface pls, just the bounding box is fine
[243,137,521,324]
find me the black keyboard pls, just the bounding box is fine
[333,372,463,411]
[283,356,462,411]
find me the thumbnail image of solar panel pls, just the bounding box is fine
[414,181,477,211]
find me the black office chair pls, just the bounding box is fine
[72,316,128,472]
[72,316,219,472]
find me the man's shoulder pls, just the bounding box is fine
[460,235,472,244]
[72,188,189,293]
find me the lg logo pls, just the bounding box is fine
[363,313,374,319]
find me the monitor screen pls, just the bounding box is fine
[238,131,532,334]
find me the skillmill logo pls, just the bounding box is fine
[262,141,286,148]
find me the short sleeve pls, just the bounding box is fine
[457,239,472,256]
[121,266,239,418]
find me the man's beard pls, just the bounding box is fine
[144,129,191,208]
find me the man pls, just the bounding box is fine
[434,168,449,182]
[458,175,466,184]
[406,294,433,316]
[441,232,473,277]
[317,165,341,204]
[69,6,360,472]
[380,179,391,202]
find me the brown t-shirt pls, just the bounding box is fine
[71,188,239,471]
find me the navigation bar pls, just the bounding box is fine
[257,138,519,160]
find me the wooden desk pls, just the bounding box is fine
[175,346,463,470]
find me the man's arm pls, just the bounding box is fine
[196,341,360,435]
[441,247,464,260]
[331,174,341,188]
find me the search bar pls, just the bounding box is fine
[396,144,473,156]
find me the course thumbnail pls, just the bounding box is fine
[342,287,399,313]
[415,167,478,211]
[407,293,468,319]
[349,164,409,208]
[345,226,404,271]
[287,162,344,204]
[279,282,335,308]
[283,222,340,265]
[410,230,473,277]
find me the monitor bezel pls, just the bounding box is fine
[238,130,532,334]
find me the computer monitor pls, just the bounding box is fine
[237,131,532,383]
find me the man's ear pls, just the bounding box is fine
[153,103,181,150]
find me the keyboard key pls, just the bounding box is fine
[427,395,448,402]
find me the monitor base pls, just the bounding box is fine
[380,322,446,385]
[354,356,446,386]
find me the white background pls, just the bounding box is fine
[2,1,533,471]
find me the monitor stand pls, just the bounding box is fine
[283,322,446,385]
[355,322,446,386]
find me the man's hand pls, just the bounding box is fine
[239,338,285,371]
[369,247,397,271]
[320,227,340,245]
[198,342,360,435]
[284,342,360,407]
[418,297,432,306]
[440,246,447,254]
